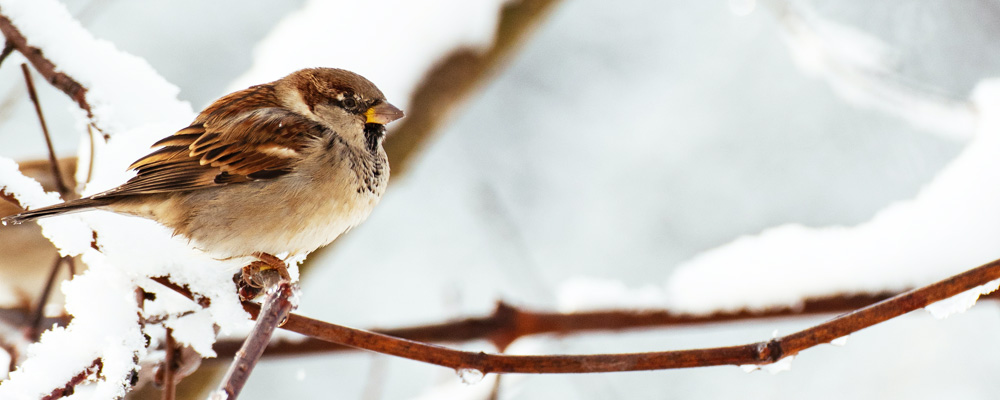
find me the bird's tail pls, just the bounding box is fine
[2,197,109,225]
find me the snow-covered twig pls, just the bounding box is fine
[0,11,93,122]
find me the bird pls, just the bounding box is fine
[3,68,403,295]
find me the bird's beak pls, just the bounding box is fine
[365,102,404,125]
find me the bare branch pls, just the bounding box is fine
[20,63,71,196]
[161,328,176,400]
[29,255,67,341]
[0,11,94,121]
[0,40,13,69]
[229,257,1000,374]
[216,281,296,399]
[209,292,902,359]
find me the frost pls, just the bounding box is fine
[740,356,795,375]
[739,364,759,373]
[830,336,849,347]
[763,356,794,375]
[456,368,485,385]
[207,389,229,400]
[925,278,1000,319]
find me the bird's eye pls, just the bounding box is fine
[342,97,358,110]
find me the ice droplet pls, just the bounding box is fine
[762,356,794,375]
[925,278,1000,319]
[207,389,229,400]
[739,364,760,373]
[830,335,849,347]
[456,368,484,385]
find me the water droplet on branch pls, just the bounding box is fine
[456,368,484,385]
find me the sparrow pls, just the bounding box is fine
[3,68,403,285]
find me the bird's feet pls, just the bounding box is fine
[234,252,292,301]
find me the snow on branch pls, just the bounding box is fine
[0,0,248,397]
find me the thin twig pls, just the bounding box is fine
[216,281,296,399]
[488,374,503,400]
[0,333,22,377]
[210,291,912,359]
[40,358,102,400]
[65,257,76,277]
[0,40,13,69]
[29,255,65,341]
[162,328,176,400]
[20,63,71,196]
[0,12,94,120]
[232,257,1000,374]
[84,124,95,185]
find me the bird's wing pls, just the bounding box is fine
[97,85,326,197]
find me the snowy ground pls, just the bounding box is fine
[2,0,1000,399]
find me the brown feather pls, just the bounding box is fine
[101,84,326,198]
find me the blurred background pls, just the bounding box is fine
[2,0,999,398]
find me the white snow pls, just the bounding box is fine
[455,368,484,385]
[924,278,1000,319]
[0,0,191,134]
[739,355,794,375]
[3,0,999,398]
[0,0,253,397]
[228,0,510,113]
[557,277,665,312]
[770,2,976,139]
[652,79,1000,315]
[0,347,9,380]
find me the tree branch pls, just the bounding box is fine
[215,281,296,399]
[40,358,102,400]
[211,291,912,359]
[20,63,71,196]
[161,328,177,400]
[0,10,94,122]
[226,257,1000,374]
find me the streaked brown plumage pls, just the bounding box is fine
[3,68,403,261]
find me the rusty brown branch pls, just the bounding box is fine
[161,328,176,400]
[20,63,71,197]
[0,11,93,121]
[0,188,21,209]
[29,255,66,341]
[0,40,13,69]
[0,334,21,377]
[222,257,1000,374]
[209,292,901,359]
[150,276,210,308]
[216,281,295,399]
[40,358,102,400]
